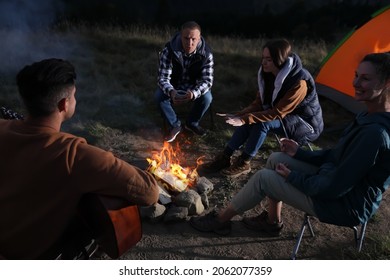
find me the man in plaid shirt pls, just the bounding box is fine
[155,21,214,142]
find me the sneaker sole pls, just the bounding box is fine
[221,168,251,178]
[165,129,181,143]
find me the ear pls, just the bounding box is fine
[57,98,68,113]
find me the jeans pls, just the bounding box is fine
[155,88,212,128]
[227,119,284,157]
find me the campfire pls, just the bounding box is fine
[142,142,213,222]
[146,142,203,194]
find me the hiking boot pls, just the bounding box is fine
[242,211,283,236]
[200,153,231,173]
[165,126,182,142]
[190,210,231,235]
[184,124,206,136]
[221,156,251,178]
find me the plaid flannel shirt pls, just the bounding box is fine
[157,47,214,99]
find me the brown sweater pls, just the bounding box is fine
[0,119,159,259]
[235,80,307,124]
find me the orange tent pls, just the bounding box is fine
[315,5,390,113]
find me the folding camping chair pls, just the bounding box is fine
[272,118,315,152]
[272,123,367,259]
[291,213,368,259]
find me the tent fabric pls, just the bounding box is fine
[316,84,366,114]
[315,5,390,114]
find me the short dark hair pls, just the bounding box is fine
[263,39,292,69]
[16,58,76,117]
[181,21,201,33]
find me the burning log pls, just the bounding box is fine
[148,163,190,193]
[146,142,201,195]
[147,155,199,194]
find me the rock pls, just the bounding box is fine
[164,206,188,222]
[200,192,209,209]
[139,203,166,223]
[195,176,214,194]
[173,189,205,215]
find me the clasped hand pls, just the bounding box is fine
[170,90,193,105]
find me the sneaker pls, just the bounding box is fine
[199,153,231,173]
[190,210,231,235]
[221,156,251,178]
[165,126,182,142]
[242,211,283,236]
[184,124,206,136]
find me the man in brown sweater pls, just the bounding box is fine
[0,58,159,259]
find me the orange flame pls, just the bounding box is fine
[147,142,203,190]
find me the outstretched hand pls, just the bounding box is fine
[216,113,243,126]
[225,117,243,126]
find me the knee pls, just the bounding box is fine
[257,168,280,194]
[248,169,277,195]
[250,168,270,187]
[155,89,167,103]
[200,91,212,105]
[266,152,286,169]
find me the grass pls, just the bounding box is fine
[0,22,388,259]
[0,23,329,128]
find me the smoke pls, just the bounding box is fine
[0,0,73,74]
[0,0,62,30]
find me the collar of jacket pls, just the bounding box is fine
[257,53,302,104]
[168,32,206,59]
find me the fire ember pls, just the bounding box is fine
[146,142,202,194]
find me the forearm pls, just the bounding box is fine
[71,144,159,206]
[158,78,174,96]
[287,129,382,198]
[191,54,214,98]
[241,81,307,124]
[157,48,174,95]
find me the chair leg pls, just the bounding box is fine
[291,214,315,260]
[273,133,313,151]
[353,221,367,252]
[292,216,368,259]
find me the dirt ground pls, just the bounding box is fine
[92,121,390,260]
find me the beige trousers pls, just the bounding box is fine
[231,152,318,216]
